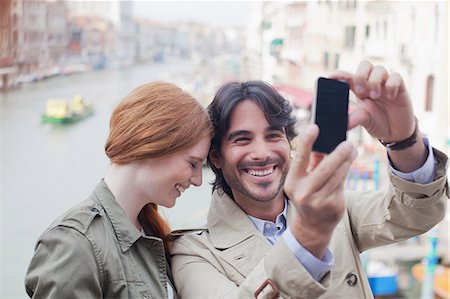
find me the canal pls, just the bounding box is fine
[1,58,217,298]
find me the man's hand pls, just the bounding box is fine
[331,60,415,142]
[284,125,357,259]
[331,60,427,172]
[310,61,418,169]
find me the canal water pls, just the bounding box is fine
[1,58,216,298]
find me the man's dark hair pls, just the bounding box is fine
[207,80,297,198]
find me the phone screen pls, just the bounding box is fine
[311,77,349,154]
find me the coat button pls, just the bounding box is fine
[90,207,99,213]
[345,273,358,286]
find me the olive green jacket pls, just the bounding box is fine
[171,148,449,299]
[25,180,173,299]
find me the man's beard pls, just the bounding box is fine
[223,157,288,203]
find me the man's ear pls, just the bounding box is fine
[209,147,222,169]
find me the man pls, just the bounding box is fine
[171,61,448,298]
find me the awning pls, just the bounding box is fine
[275,84,358,113]
[274,84,313,109]
[271,38,284,46]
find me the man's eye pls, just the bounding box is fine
[268,134,281,139]
[189,161,197,168]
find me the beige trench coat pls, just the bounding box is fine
[171,149,448,299]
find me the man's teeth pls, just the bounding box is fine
[248,168,274,177]
[176,185,185,193]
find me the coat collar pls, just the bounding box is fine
[207,189,297,249]
[93,179,142,253]
[286,196,297,226]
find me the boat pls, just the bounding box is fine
[42,95,94,124]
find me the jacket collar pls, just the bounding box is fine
[207,189,297,249]
[93,179,142,253]
[286,196,297,226]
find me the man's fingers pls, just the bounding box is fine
[384,72,404,100]
[307,141,357,192]
[284,125,319,199]
[291,141,356,213]
[309,152,325,171]
[290,125,319,177]
[348,107,370,130]
[311,152,356,203]
[353,61,373,97]
[327,71,355,95]
[328,70,353,85]
[367,65,389,100]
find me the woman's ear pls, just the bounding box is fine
[209,147,222,169]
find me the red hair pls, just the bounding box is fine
[105,82,212,258]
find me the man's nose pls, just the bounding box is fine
[249,139,271,161]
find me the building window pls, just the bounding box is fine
[425,75,434,112]
[270,38,283,58]
[344,25,356,48]
[400,44,406,56]
[365,25,370,38]
[324,52,329,69]
[262,20,271,30]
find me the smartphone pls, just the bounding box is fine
[311,77,349,154]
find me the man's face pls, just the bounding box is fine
[211,100,291,205]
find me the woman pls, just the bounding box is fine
[25,82,212,298]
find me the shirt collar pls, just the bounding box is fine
[247,198,288,235]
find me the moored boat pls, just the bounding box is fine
[42,95,94,124]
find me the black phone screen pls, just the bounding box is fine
[312,77,349,154]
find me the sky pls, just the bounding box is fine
[133,1,254,27]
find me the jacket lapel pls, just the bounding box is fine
[207,190,272,277]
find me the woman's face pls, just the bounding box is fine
[135,135,211,208]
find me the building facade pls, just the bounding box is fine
[245,0,448,153]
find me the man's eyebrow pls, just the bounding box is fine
[266,126,284,132]
[227,130,251,141]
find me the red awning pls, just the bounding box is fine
[275,84,357,113]
[274,84,313,109]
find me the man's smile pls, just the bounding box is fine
[244,165,276,177]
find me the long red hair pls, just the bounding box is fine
[105,82,212,258]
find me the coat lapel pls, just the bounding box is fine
[207,190,272,277]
